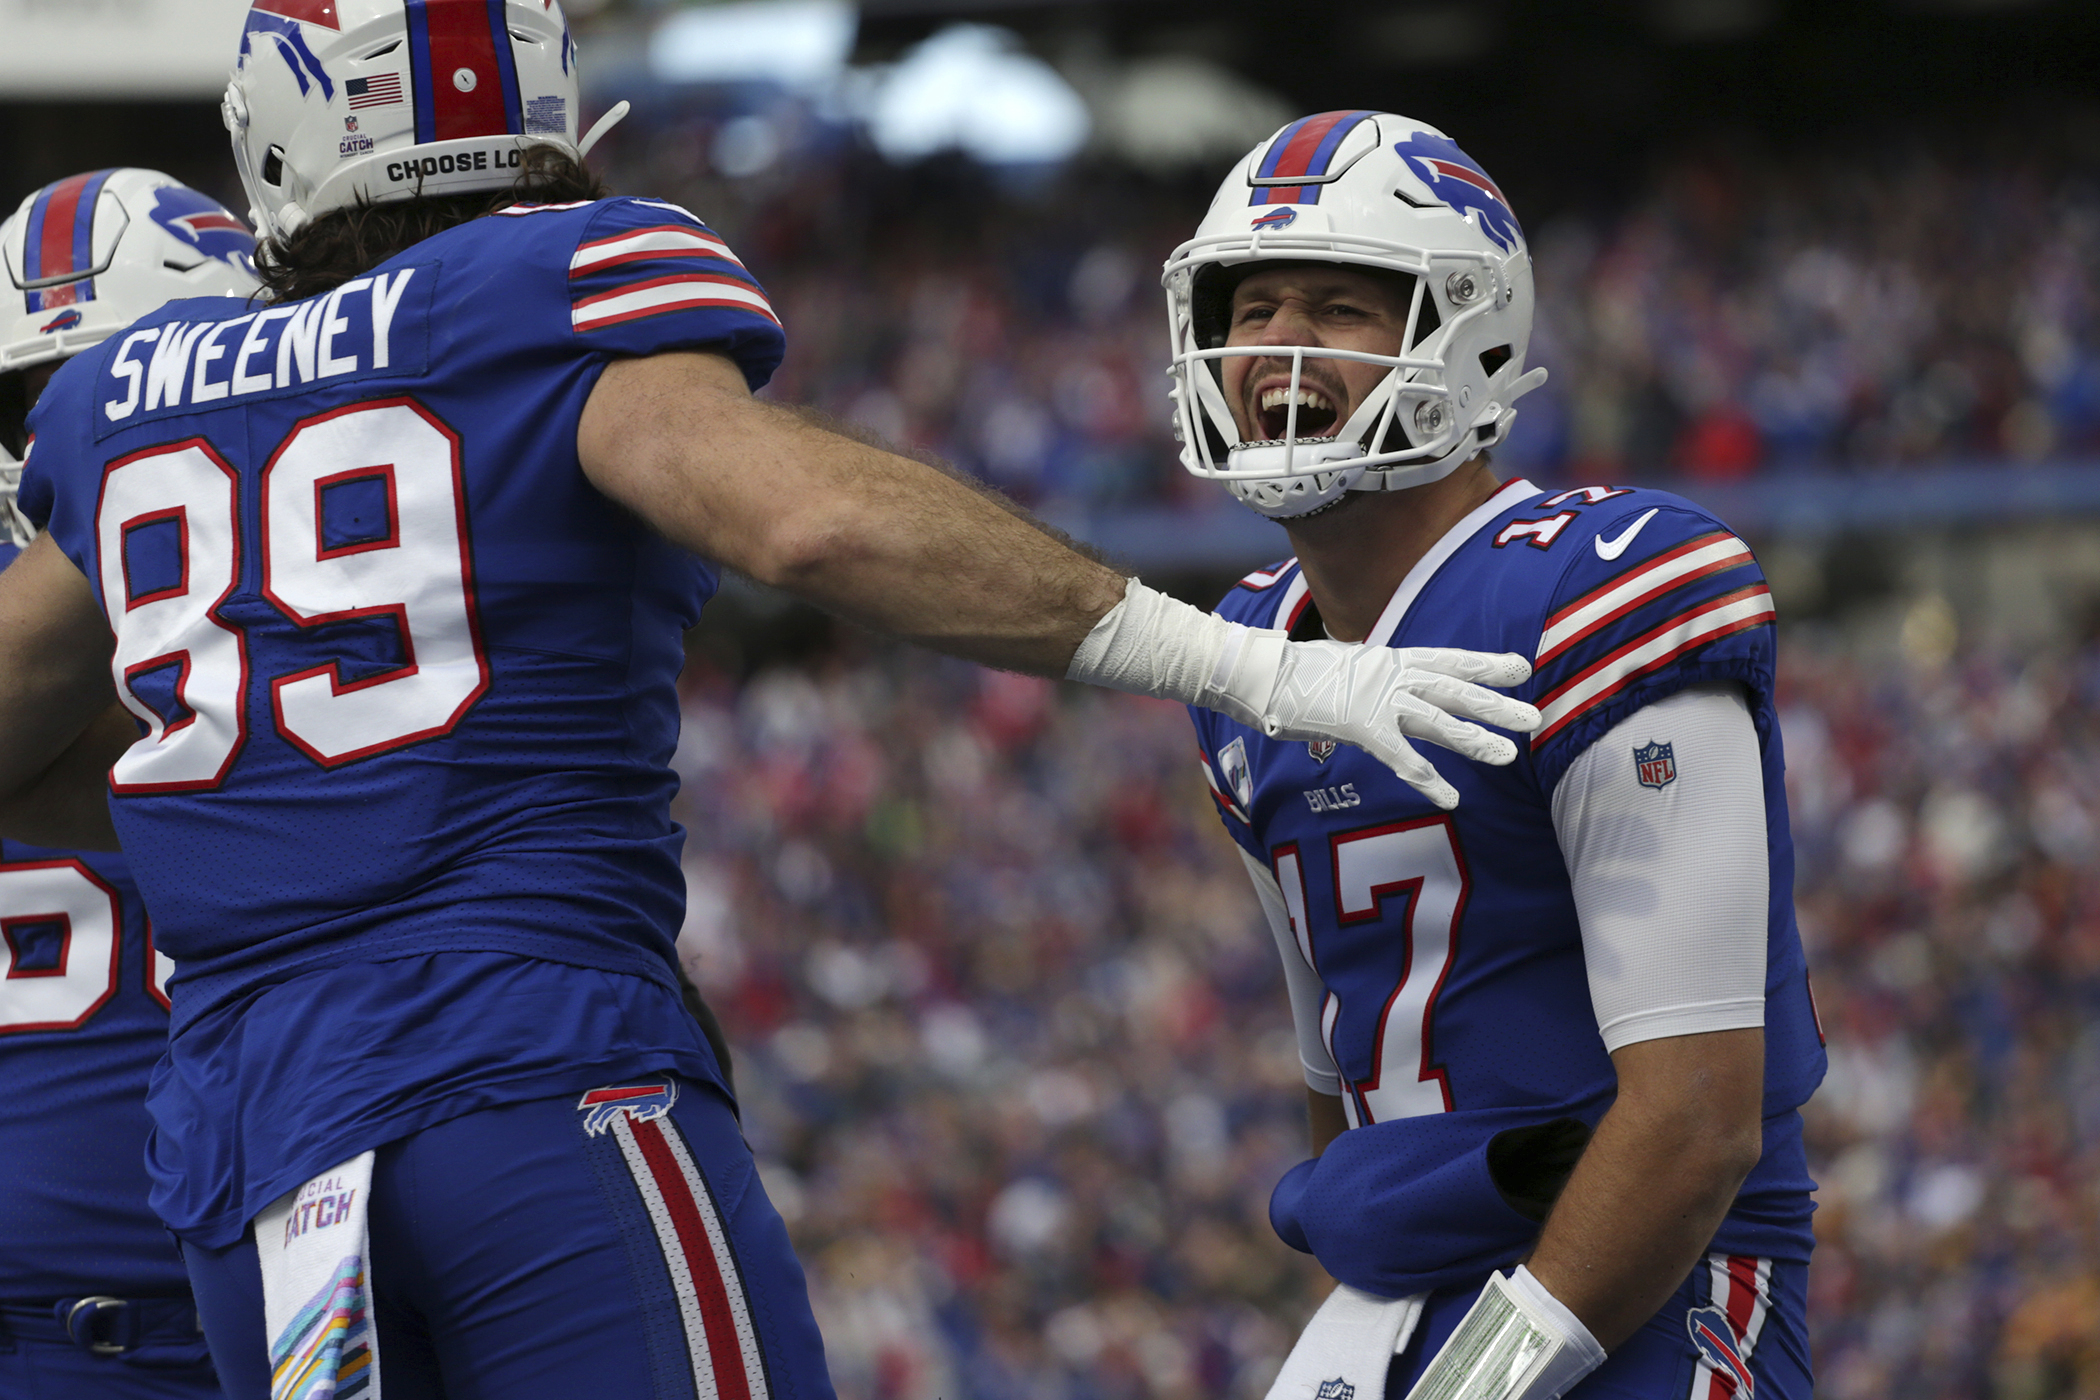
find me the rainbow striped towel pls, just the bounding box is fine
[256,1152,379,1400]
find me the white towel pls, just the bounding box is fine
[1265,1283,1428,1400]
[254,1151,381,1400]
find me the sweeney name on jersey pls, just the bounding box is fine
[99,270,429,429]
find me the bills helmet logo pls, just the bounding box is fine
[150,187,256,272]
[577,1081,679,1136]
[1308,738,1337,763]
[1634,740,1677,791]
[1391,132,1524,254]
[1686,1305,1753,1396]
[1219,736,1255,811]
[38,309,83,333]
[1315,1380,1355,1400]
[1252,206,1298,230]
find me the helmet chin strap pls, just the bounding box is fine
[577,101,630,159]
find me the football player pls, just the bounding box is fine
[0,13,1540,1400]
[0,168,256,1399]
[1172,113,1826,1400]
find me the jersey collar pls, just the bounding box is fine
[1363,477,1540,648]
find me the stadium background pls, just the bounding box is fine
[6,0,2100,1394]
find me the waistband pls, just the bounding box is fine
[0,1296,202,1354]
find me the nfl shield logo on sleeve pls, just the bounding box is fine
[1634,740,1677,790]
[1316,1380,1355,1400]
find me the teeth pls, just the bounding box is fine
[1259,387,1333,413]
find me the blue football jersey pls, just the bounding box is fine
[18,197,781,1246]
[1190,479,1827,1297]
[0,544,186,1301]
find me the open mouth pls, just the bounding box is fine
[1255,384,1340,441]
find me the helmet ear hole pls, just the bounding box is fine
[261,147,286,188]
[1479,344,1511,376]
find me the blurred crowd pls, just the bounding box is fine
[601,116,2100,507]
[670,629,2100,1400]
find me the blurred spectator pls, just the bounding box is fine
[599,117,2100,504]
[673,621,2100,1398]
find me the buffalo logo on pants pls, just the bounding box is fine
[577,1082,678,1136]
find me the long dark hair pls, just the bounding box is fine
[254,144,606,304]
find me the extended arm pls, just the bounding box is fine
[1395,684,1770,1400]
[580,351,1543,803]
[579,350,1123,674]
[0,534,128,849]
[1527,683,1768,1349]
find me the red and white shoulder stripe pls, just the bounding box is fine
[1534,584,1773,744]
[1537,531,1754,665]
[571,224,748,278]
[571,274,778,333]
[1532,530,1770,745]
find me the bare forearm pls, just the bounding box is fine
[0,703,131,850]
[732,406,1126,670]
[580,353,1127,675]
[1524,1029,1763,1350]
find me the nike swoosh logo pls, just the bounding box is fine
[1594,508,1660,561]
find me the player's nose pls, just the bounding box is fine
[1255,298,1325,347]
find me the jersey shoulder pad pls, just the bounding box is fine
[558,197,784,388]
[1528,490,1775,784]
[1212,557,1306,628]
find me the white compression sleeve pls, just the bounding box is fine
[1237,847,1343,1095]
[1550,683,1767,1054]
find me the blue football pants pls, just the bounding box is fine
[0,1334,220,1400]
[1389,1253,1809,1400]
[181,1079,835,1400]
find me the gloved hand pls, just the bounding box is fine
[1067,578,1541,810]
[1201,632,1539,810]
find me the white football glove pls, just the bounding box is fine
[1067,578,1541,810]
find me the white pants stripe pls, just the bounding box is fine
[608,1111,769,1400]
[1688,1253,1773,1400]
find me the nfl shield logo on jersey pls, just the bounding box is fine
[1316,1380,1354,1400]
[1307,738,1337,763]
[1634,740,1677,791]
[1219,737,1255,810]
[577,1081,679,1136]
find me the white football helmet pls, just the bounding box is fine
[0,169,259,546]
[1162,111,1548,519]
[223,0,625,242]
